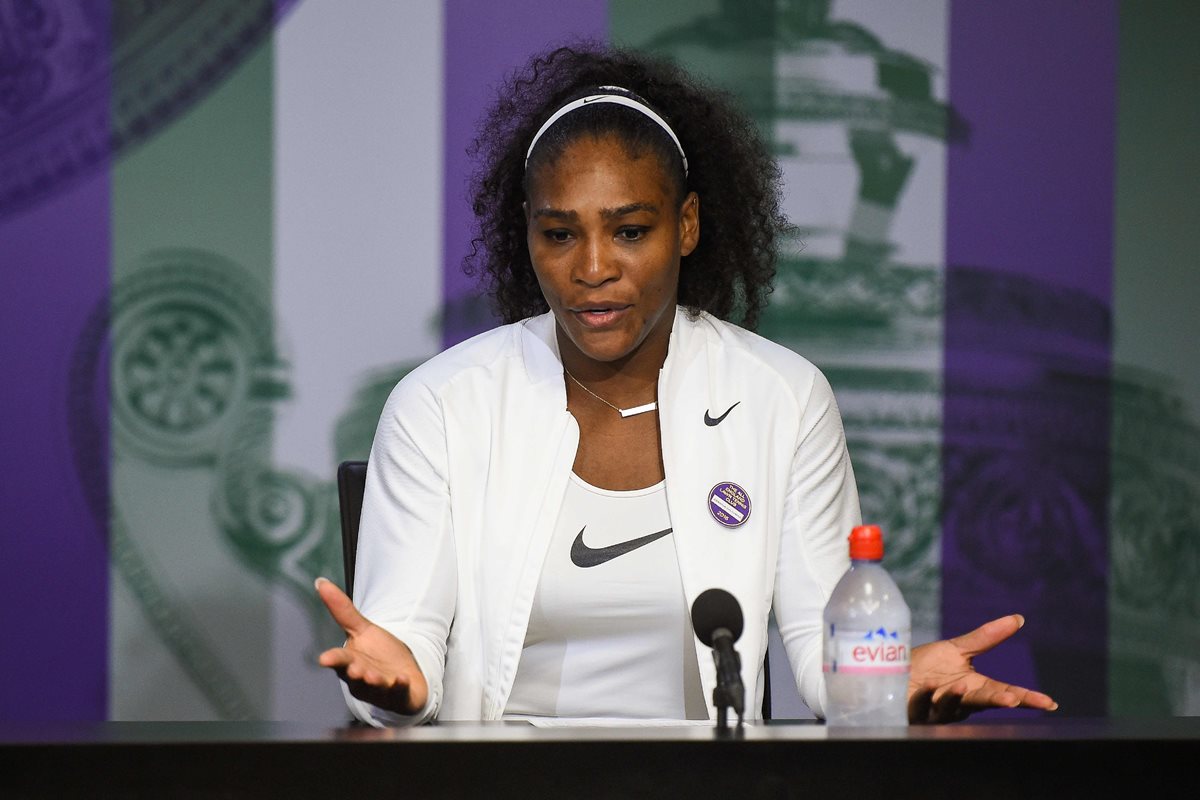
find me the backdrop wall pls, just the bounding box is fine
[1,0,1195,722]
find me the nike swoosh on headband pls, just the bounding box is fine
[570,526,673,568]
[704,402,740,427]
[525,90,688,175]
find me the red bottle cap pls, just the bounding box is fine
[848,524,884,560]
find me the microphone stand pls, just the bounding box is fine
[710,626,745,735]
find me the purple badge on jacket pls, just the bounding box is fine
[708,482,751,528]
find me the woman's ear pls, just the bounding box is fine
[679,192,700,257]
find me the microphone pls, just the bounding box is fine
[690,588,745,730]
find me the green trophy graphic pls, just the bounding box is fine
[638,0,957,634]
[1,0,289,220]
[1109,369,1200,714]
[73,248,430,719]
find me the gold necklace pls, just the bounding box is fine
[564,370,658,418]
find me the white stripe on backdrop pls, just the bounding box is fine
[272,0,443,720]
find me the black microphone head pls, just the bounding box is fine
[690,588,744,646]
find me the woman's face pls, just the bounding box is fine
[526,134,699,370]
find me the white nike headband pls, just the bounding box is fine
[524,86,689,176]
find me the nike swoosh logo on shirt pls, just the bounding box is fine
[570,526,673,568]
[704,402,740,426]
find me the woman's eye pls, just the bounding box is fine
[617,227,647,241]
[544,229,572,243]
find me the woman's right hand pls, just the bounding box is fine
[315,577,429,715]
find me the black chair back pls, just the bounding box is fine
[336,460,368,595]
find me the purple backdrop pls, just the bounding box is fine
[943,2,1117,715]
[0,175,110,721]
[441,0,608,347]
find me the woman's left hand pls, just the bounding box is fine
[908,614,1058,724]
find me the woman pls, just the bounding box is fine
[316,45,1056,725]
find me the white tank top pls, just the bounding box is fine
[504,473,708,719]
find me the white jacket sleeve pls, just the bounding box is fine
[773,370,859,718]
[342,373,457,726]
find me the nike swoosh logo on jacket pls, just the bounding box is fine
[704,401,741,426]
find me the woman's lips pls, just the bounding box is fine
[572,306,630,328]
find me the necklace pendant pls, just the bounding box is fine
[619,402,658,418]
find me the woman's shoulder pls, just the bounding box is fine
[681,312,842,440]
[685,311,831,398]
[381,313,556,409]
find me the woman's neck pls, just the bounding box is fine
[555,313,673,406]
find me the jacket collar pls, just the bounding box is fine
[520,306,701,387]
[518,312,563,387]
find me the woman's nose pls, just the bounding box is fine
[573,237,619,286]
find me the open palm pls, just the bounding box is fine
[908,614,1058,723]
[315,578,429,715]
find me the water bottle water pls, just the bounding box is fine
[822,524,910,726]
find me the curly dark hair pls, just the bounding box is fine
[465,43,789,330]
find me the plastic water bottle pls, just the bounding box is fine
[822,524,910,726]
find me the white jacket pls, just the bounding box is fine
[347,307,859,725]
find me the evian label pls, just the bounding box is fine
[823,625,911,675]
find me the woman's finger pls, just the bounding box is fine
[347,679,411,711]
[930,687,965,723]
[961,682,1019,710]
[317,646,353,669]
[996,685,1058,711]
[314,577,371,637]
[946,614,1024,658]
[907,686,934,724]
